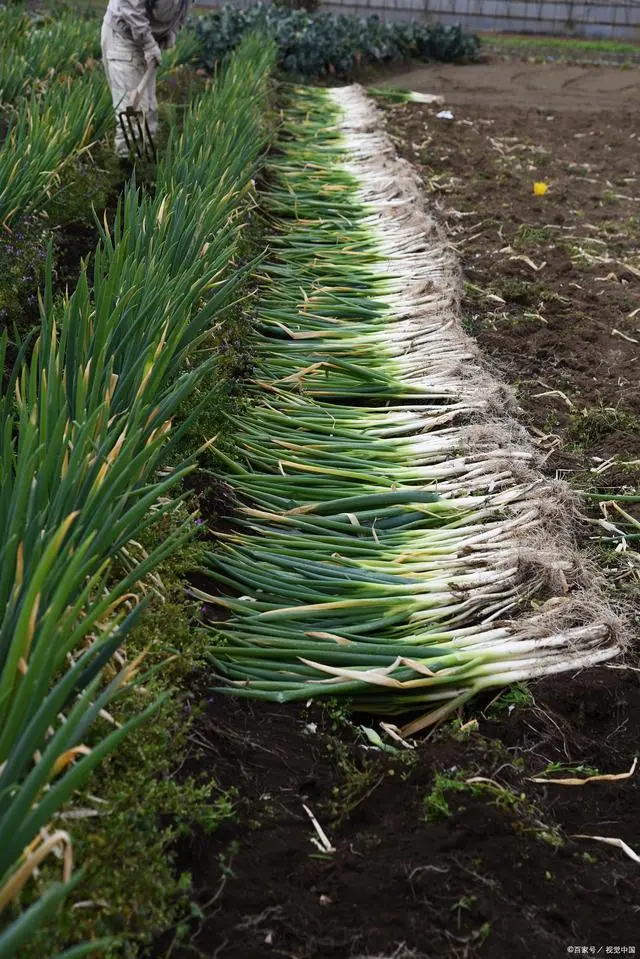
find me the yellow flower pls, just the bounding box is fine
[533,181,548,196]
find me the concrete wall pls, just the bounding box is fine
[196,0,640,40]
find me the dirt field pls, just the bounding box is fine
[380,61,640,512]
[155,62,640,959]
[159,670,640,959]
[383,60,640,110]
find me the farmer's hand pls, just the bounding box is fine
[144,41,162,68]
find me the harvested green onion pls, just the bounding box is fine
[203,83,619,733]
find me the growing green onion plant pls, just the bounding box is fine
[0,35,276,956]
[0,72,111,227]
[0,9,100,106]
[0,6,111,228]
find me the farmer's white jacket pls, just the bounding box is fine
[104,0,190,51]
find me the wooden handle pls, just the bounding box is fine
[131,62,156,112]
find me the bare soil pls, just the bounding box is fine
[379,72,640,508]
[157,669,640,959]
[153,64,640,959]
[381,60,640,111]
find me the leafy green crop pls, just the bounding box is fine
[191,3,479,78]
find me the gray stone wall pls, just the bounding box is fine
[323,0,640,39]
[196,0,640,40]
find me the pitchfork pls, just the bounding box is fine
[118,62,157,162]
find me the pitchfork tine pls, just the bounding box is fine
[132,112,146,158]
[119,112,135,156]
[144,115,157,163]
[117,62,157,161]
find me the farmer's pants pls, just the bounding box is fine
[101,21,158,157]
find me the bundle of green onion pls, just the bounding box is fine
[201,84,619,732]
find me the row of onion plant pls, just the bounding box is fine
[0,8,197,228]
[0,9,100,106]
[0,71,111,227]
[200,84,618,734]
[0,6,110,227]
[0,36,275,957]
[0,5,197,107]
[0,7,111,228]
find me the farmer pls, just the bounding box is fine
[101,0,190,160]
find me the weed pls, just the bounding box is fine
[461,310,483,336]
[538,761,601,778]
[324,717,416,822]
[424,769,564,849]
[157,65,209,128]
[322,697,354,732]
[218,840,241,878]
[424,771,474,821]
[451,894,477,928]
[329,752,385,822]
[399,751,419,780]
[537,829,564,849]
[446,716,479,741]
[324,720,392,822]
[542,411,561,433]
[491,277,546,307]
[568,405,640,447]
[513,224,556,250]
[0,215,49,345]
[46,146,123,227]
[600,216,640,238]
[602,188,622,206]
[486,683,534,717]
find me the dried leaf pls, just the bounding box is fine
[531,757,637,786]
[509,254,546,272]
